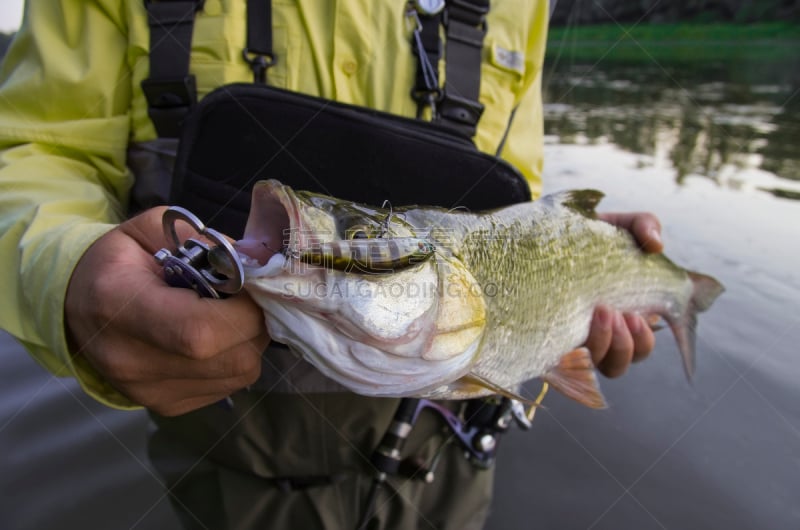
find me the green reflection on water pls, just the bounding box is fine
[543,50,800,197]
[546,23,800,63]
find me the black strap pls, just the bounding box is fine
[438,0,489,138]
[411,12,444,118]
[243,0,276,83]
[410,0,490,138]
[141,0,204,138]
[143,0,488,137]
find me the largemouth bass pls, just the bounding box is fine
[219,180,724,408]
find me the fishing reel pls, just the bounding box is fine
[359,392,545,529]
[371,392,543,487]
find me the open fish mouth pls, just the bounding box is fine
[233,180,310,266]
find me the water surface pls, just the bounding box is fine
[2,48,799,530]
[487,53,800,529]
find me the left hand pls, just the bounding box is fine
[584,212,663,378]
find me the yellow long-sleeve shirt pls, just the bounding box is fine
[0,0,548,408]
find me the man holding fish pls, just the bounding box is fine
[0,1,705,529]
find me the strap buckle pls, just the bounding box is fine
[444,0,489,28]
[438,92,485,133]
[242,48,277,84]
[141,76,197,138]
[141,76,197,109]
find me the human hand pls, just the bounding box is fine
[584,212,663,378]
[65,207,269,416]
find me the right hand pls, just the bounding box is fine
[584,212,663,378]
[65,207,270,416]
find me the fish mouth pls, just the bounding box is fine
[238,180,309,265]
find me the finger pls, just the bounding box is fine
[100,209,267,357]
[108,278,267,360]
[108,332,267,383]
[120,206,202,255]
[147,392,243,417]
[624,313,655,362]
[78,231,266,361]
[115,352,263,412]
[584,305,614,366]
[77,336,264,416]
[598,212,663,254]
[597,312,634,378]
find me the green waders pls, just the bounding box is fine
[149,392,494,529]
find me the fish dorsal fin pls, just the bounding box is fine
[543,347,607,409]
[459,373,535,405]
[555,189,605,218]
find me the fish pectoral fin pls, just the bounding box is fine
[543,347,607,409]
[646,314,666,332]
[457,373,536,406]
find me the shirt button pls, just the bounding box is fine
[203,0,222,16]
[342,60,358,75]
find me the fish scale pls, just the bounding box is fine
[466,209,685,390]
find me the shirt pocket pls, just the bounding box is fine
[477,39,527,152]
[270,1,304,90]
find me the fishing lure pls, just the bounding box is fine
[299,237,435,273]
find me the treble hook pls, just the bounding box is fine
[378,200,394,238]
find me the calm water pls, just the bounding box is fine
[488,55,800,529]
[2,55,799,529]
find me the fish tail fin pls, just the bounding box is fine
[544,347,607,409]
[668,271,725,380]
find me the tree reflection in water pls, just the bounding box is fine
[543,59,800,198]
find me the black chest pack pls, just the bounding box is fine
[142,0,530,238]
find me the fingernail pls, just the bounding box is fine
[612,312,625,332]
[596,306,612,329]
[649,228,662,249]
[626,313,642,334]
